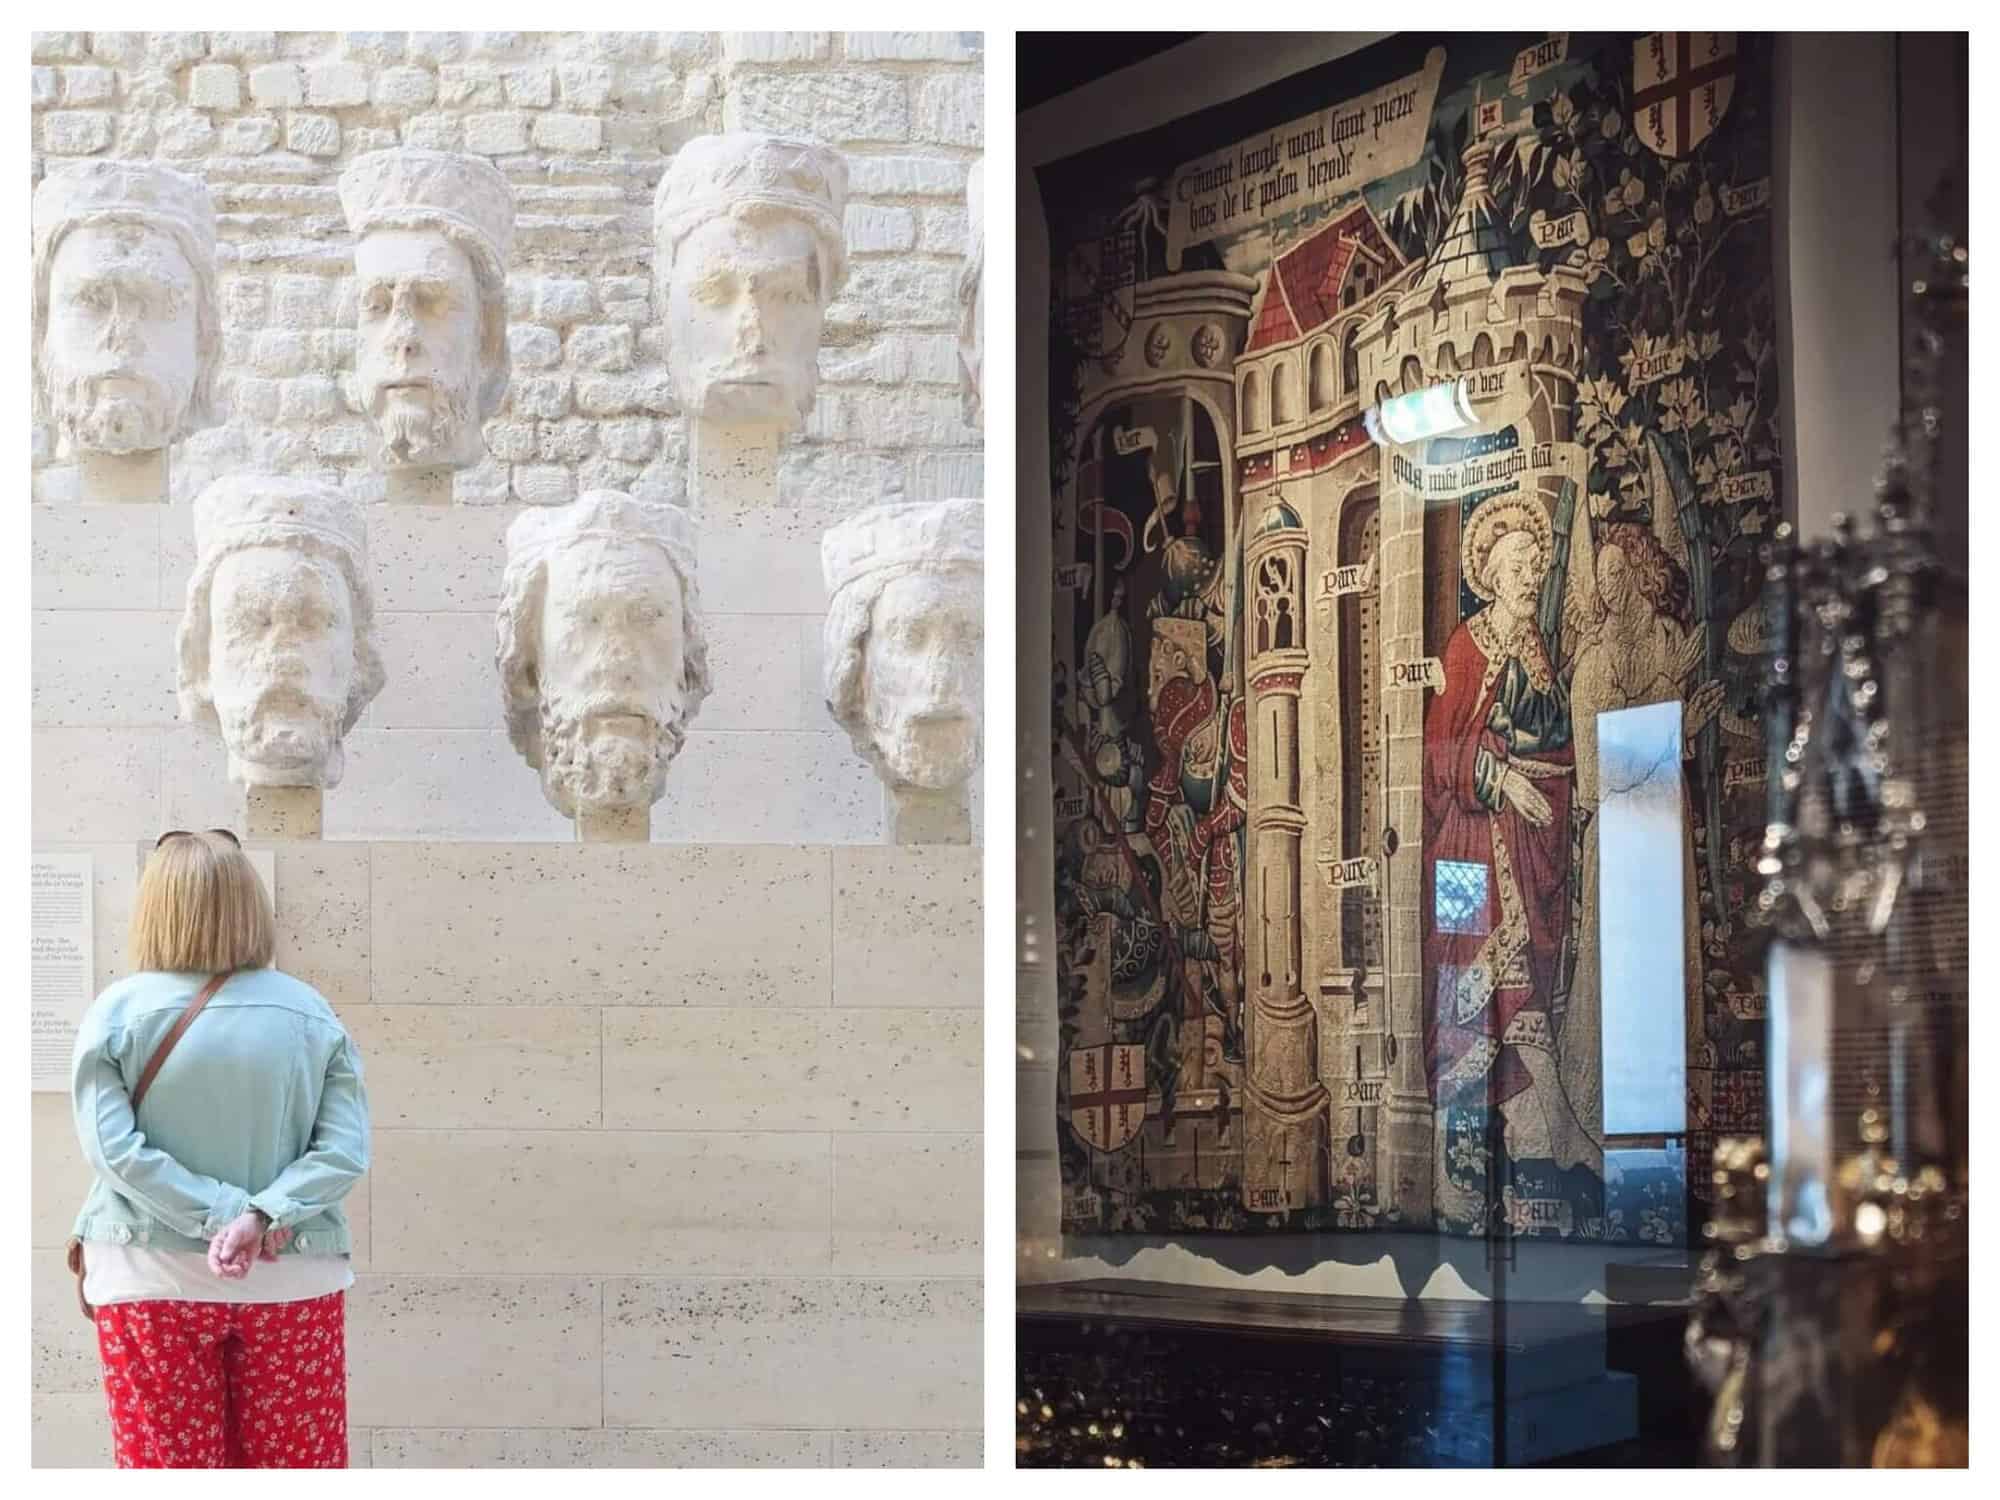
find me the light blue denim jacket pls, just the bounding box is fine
[70,968,370,1257]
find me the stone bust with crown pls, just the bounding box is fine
[496,491,713,839]
[653,132,848,434]
[822,499,984,841]
[338,148,517,501]
[177,475,386,792]
[32,161,221,501]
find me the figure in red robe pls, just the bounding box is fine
[1144,608,1246,1114]
[1422,497,1576,1127]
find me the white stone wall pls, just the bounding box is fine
[31,29,984,844]
[32,840,984,1466]
[33,31,983,1470]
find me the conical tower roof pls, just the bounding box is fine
[1414,137,1513,293]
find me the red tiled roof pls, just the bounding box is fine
[1244,274,1299,353]
[1242,201,1404,353]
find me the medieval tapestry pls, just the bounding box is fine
[1045,33,1784,1242]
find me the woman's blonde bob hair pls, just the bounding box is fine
[130,832,275,974]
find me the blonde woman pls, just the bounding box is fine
[67,829,370,1468]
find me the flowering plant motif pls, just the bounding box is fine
[1448,1125,1492,1178]
[1495,58,1781,569]
[1332,1183,1382,1229]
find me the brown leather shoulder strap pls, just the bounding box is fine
[130,970,233,1113]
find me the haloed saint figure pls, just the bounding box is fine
[1422,495,1588,1176]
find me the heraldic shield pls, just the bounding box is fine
[1633,33,1736,159]
[1060,224,1139,366]
[1070,1041,1147,1153]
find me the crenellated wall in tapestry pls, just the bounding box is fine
[1043,32,1783,1243]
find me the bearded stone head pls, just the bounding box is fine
[822,499,984,793]
[653,133,847,431]
[338,149,515,471]
[32,161,220,458]
[497,492,713,820]
[177,475,385,790]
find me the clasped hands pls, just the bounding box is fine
[207,1209,294,1280]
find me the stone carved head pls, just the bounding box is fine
[177,475,386,790]
[32,161,220,458]
[653,133,847,430]
[497,492,713,819]
[959,160,984,426]
[338,149,516,471]
[822,499,984,792]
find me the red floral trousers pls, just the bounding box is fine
[95,1292,348,1468]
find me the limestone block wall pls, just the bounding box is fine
[30,29,985,844]
[32,30,984,1471]
[32,840,984,1467]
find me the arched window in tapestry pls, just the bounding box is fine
[1256,550,1297,652]
[1308,342,1334,412]
[1272,361,1298,426]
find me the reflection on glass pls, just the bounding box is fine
[1604,1142,1689,1244]
[1433,858,1490,935]
[1596,699,1686,1136]
[1767,940,1835,1246]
